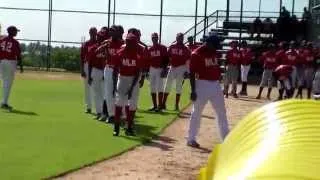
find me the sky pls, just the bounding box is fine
[0,0,309,46]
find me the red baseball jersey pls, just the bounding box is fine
[148,44,168,68]
[240,48,254,65]
[260,51,278,70]
[105,39,124,67]
[87,43,105,70]
[168,44,191,67]
[283,49,299,66]
[114,46,146,76]
[300,49,315,67]
[226,49,241,66]
[275,49,286,64]
[187,43,200,53]
[190,45,222,81]
[0,36,21,60]
[274,65,293,79]
[81,39,97,64]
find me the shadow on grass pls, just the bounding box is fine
[137,109,179,116]
[5,109,38,116]
[179,112,215,120]
[237,97,267,103]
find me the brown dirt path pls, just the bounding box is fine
[56,86,276,180]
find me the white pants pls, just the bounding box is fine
[149,67,164,93]
[91,68,104,114]
[116,76,140,111]
[278,79,292,90]
[83,63,93,110]
[0,60,17,105]
[188,80,229,143]
[241,65,251,82]
[104,67,115,116]
[290,66,297,88]
[164,65,187,94]
[313,70,320,94]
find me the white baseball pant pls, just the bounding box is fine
[241,65,251,82]
[83,62,93,110]
[0,60,17,105]
[164,65,187,94]
[260,69,274,88]
[313,70,320,94]
[104,67,115,117]
[91,68,104,114]
[188,80,230,143]
[116,76,140,111]
[149,67,164,93]
[296,66,305,87]
[277,79,292,90]
[290,66,298,88]
[305,67,315,89]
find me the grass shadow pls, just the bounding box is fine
[4,109,38,116]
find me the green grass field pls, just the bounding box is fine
[0,73,190,180]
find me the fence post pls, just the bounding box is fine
[159,0,164,43]
[203,0,208,37]
[108,0,111,28]
[239,0,244,41]
[47,0,52,71]
[113,0,116,25]
[194,0,198,42]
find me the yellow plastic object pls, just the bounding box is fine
[198,100,320,180]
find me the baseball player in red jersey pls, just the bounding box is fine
[224,41,241,98]
[147,33,168,112]
[87,32,106,120]
[274,65,294,100]
[283,41,299,95]
[301,42,316,99]
[0,26,23,110]
[113,33,146,136]
[313,50,320,99]
[295,41,308,99]
[188,34,229,148]
[97,26,124,123]
[187,36,200,52]
[239,40,254,96]
[256,44,278,100]
[275,41,288,66]
[163,33,191,111]
[80,27,97,114]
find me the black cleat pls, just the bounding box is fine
[99,115,108,122]
[107,116,114,124]
[256,95,261,100]
[187,140,200,148]
[148,107,158,112]
[175,105,180,111]
[1,104,13,111]
[85,109,92,114]
[125,128,136,136]
[95,113,102,120]
[113,123,120,136]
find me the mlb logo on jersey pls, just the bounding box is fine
[122,58,136,67]
[172,48,183,56]
[205,58,218,67]
[150,50,161,57]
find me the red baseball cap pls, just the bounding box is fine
[7,26,20,33]
[126,33,138,41]
[152,33,158,38]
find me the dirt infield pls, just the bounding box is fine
[56,86,274,180]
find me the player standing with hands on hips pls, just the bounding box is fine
[187,34,229,148]
[0,26,23,110]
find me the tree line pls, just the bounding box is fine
[21,42,81,72]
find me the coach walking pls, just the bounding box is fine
[187,34,229,148]
[0,26,23,111]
